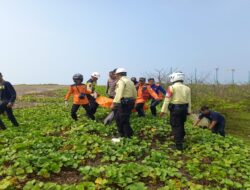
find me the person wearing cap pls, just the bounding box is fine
[135,77,160,117]
[0,72,19,130]
[86,72,100,114]
[106,69,118,99]
[194,106,225,137]
[65,73,95,120]
[110,68,137,138]
[148,78,166,116]
[131,77,139,88]
[160,72,191,150]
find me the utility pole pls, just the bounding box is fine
[194,69,197,84]
[231,69,235,84]
[215,67,219,85]
[248,71,250,84]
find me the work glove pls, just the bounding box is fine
[159,112,166,117]
[7,102,14,108]
[64,101,68,106]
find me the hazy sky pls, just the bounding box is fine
[0,0,250,84]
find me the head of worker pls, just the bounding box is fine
[169,72,185,84]
[91,72,100,82]
[115,68,127,79]
[73,73,83,85]
[200,106,210,115]
[131,77,137,85]
[139,77,146,85]
[109,69,116,80]
[148,78,155,85]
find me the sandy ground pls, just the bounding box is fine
[14,84,67,96]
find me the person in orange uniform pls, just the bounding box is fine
[65,73,95,120]
[135,77,160,117]
[148,78,166,116]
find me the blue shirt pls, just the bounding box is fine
[150,84,166,96]
[0,81,17,103]
[199,111,225,125]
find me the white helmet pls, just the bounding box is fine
[91,72,100,79]
[115,68,126,74]
[169,72,185,83]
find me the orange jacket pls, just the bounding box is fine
[65,84,91,105]
[136,84,159,104]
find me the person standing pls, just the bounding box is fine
[110,68,137,138]
[0,72,19,130]
[135,77,159,117]
[148,78,166,116]
[65,73,95,120]
[86,72,100,114]
[160,72,191,150]
[106,69,117,99]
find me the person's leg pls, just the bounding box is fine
[135,103,145,117]
[170,110,185,150]
[0,119,6,130]
[82,104,95,120]
[5,107,19,126]
[150,99,161,116]
[114,105,124,137]
[120,101,134,138]
[71,104,80,121]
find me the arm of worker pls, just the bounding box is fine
[86,82,93,93]
[160,87,173,116]
[106,81,109,95]
[132,85,137,99]
[64,86,73,101]
[5,82,17,107]
[193,119,201,126]
[148,86,160,100]
[209,120,217,129]
[111,80,125,109]
[159,86,166,95]
[187,88,192,114]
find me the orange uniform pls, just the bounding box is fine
[136,84,159,104]
[65,84,91,105]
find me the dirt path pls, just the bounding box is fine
[14,85,67,96]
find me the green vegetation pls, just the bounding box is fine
[190,84,250,145]
[0,86,249,189]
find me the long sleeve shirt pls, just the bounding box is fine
[113,76,137,103]
[0,81,16,104]
[161,82,191,113]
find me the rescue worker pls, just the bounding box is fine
[160,72,191,150]
[104,69,118,125]
[110,68,137,138]
[106,69,117,99]
[0,72,19,130]
[148,78,166,116]
[135,77,159,117]
[65,73,95,120]
[194,106,225,137]
[131,77,138,87]
[86,72,100,114]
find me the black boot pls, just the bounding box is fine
[0,120,7,130]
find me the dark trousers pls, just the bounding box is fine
[115,100,135,138]
[87,95,99,114]
[71,104,95,121]
[150,99,161,116]
[135,103,145,117]
[169,104,188,147]
[212,121,226,137]
[0,103,19,129]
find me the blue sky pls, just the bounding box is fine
[0,0,250,84]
